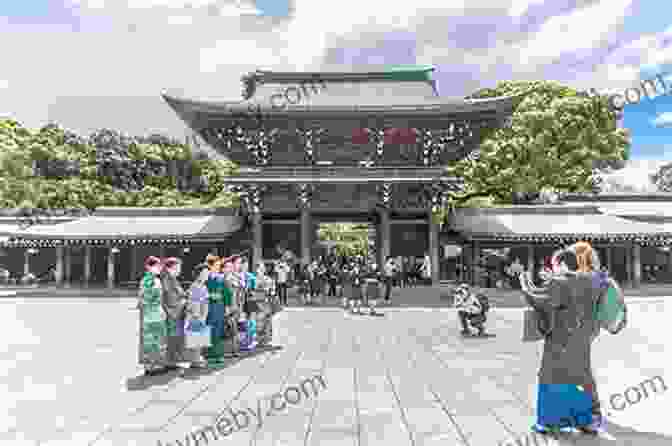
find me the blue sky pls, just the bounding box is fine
[622,65,672,160]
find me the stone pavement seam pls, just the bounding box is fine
[378,333,419,446]
[352,335,362,446]
[297,326,335,446]
[391,330,471,446]
[156,349,285,432]
[157,311,325,445]
[398,317,535,445]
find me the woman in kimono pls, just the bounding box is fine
[160,257,188,370]
[138,256,167,376]
[520,242,612,436]
[204,255,235,366]
[185,263,210,368]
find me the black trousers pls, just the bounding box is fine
[277,283,288,304]
[458,311,470,331]
[384,277,393,300]
[327,280,337,297]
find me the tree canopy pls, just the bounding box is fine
[445,80,630,208]
[317,223,369,257]
[0,119,239,212]
[651,162,672,192]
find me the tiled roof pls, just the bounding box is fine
[12,212,244,245]
[450,205,671,242]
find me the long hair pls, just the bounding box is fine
[571,241,598,273]
[206,254,220,271]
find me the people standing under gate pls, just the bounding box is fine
[159,257,188,370]
[327,260,339,299]
[297,262,310,304]
[349,263,364,313]
[421,252,432,285]
[138,256,167,376]
[308,259,320,304]
[400,257,410,288]
[383,256,396,305]
[275,259,290,305]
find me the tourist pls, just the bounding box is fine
[348,262,364,313]
[364,262,381,315]
[326,261,339,298]
[383,256,396,304]
[185,263,209,369]
[308,259,320,303]
[506,258,524,288]
[400,256,410,288]
[159,257,188,370]
[138,256,167,376]
[519,243,608,436]
[275,259,290,305]
[205,255,234,366]
[225,257,243,354]
[421,252,431,285]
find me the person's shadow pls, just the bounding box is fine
[125,367,183,391]
[551,420,672,445]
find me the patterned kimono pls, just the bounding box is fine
[138,272,167,369]
[205,272,235,365]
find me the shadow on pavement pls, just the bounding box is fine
[179,345,284,381]
[126,368,182,391]
[549,421,672,445]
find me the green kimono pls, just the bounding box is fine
[138,272,167,369]
[205,272,236,366]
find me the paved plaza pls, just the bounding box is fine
[0,297,670,446]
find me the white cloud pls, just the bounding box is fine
[652,112,672,128]
[2,0,672,139]
[515,0,633,67]
[600,160,664,193]
[0,79,8,89]
[508,0,545,17]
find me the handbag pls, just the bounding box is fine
[523,308,547,342]
[184,320,211,349]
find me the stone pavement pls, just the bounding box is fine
[0,297,670,446]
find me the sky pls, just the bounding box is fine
[1,0,672,190]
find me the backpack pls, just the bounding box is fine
[593,276,627,334]
[475,293,490,313]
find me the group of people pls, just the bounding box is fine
[138,253,271,376]
[260,253,432,307]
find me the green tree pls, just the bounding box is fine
[0,119,239,210]
[651,162,672,192]
[447,80,629,207]
[318,223,369,257]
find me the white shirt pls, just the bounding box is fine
[276,263,289,283]
[384,261,396,277]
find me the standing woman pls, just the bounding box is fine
[185,263,210,369]
[520,242,609,436]
[138,256,167,376]
[160,257,188,370]
[204,255,234,367]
